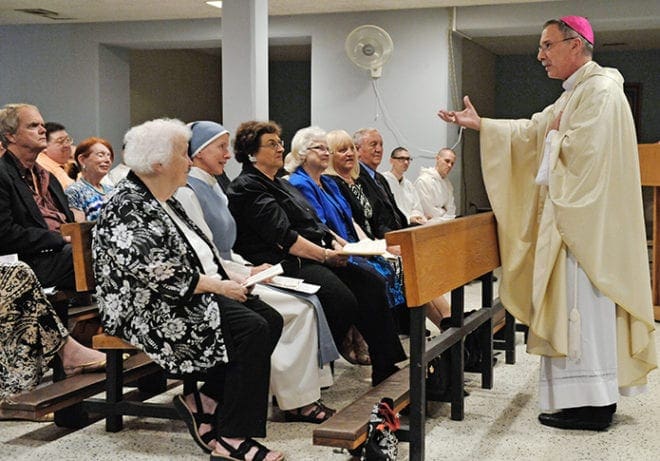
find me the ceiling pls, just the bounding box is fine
[0,0,658,55]
[0,1,549,24]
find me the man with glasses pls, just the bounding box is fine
[383,147,426,225]
[37,122,75,189]
[438,16,656,431]
[414,147,456,222]
[0,104,76,320]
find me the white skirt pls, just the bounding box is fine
[253,285,333,410]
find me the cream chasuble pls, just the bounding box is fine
[480,61,656,390]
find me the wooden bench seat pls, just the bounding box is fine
[314,365,410,450]
[313,296,512,451]
[0,353,159,425]
[86,333,197,431]
[315,212,515,460]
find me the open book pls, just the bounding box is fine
[338,239,387,256]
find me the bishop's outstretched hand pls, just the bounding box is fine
[437,95,481,131]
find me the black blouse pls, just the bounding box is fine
[227,163,334,266]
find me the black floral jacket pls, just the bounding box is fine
[93,172,227,374]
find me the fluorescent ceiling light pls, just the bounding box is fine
[206,1,223,8]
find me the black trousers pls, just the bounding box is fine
[200,295,282,438]
[23,243,75,323]
[287,260,406,384]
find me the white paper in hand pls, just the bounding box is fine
[242,263,284,287]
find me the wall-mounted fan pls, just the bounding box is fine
[345,25,393,79]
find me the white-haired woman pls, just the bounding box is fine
[175,121,337,423]
[93,118,284,461]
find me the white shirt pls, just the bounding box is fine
[382,171,424,223]
[414,167,456,221]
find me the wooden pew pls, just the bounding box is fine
[59,222,193,432]
[313,212,514,456]
[0,223,100,426]
[638,143,660,321]
[1,222,173,428]
[0,353,158,425]
[389,211,503,460]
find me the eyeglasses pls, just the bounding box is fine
[51,135,73,146]
[538,36,577,53]
[307,145,329,153]
[392,156,412,162]
[260,139,284,150]
[89,151,112,160]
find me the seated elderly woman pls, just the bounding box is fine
[93,119,284,461]
[285,126,407,362]
[227,121,406,387]
[1,261,105,401]
[175,121,337,423]
[325,129,450,329]
[65,137,114,221]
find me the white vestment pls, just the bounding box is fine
[414,167,456,222]
[479,61,656,400]
[382,171,424,224]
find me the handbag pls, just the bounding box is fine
[360,397,400,461]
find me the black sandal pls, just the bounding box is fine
[283,400,336,424]
[173,392,216,453]
[211,437,283,461]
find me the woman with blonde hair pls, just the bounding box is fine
[326,129,450,331]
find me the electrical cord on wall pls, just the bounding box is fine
[366,8,465,164]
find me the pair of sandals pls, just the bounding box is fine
[283,399,336,424]
[173,392,284,460]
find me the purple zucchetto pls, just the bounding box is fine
[560,15,594,45]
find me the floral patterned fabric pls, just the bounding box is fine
[93,172,228,374]
[0,261,67,401]
[65,178,113,221]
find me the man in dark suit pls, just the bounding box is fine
[353,127,408,238]
[0,103,75,305]
[353,128,414,334]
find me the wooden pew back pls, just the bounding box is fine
[61,221,96,292]
[385,212,500,306]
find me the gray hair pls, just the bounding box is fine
[352,127,379,149]
[284,126,327,173]
[123,118,191,175]
[0,103,38,145]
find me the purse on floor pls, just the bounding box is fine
[360,397,400,461]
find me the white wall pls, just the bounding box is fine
[0,9,455,201]
[270,9,451,181]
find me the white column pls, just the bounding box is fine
[221,0,269,135]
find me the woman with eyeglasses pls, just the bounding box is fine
[175,121,338,425]
[228,121,406,387]
[285,127,407,363]
[65,137,114,221]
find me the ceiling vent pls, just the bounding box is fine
[15,8,76,20]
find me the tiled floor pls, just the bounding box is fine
[2,282,659,460]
